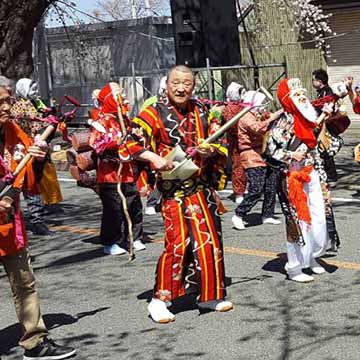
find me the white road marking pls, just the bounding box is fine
[58,178,77,182]
[332,197,360,203]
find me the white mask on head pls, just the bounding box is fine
[226,82,245,102]
[28,82,39,100]
[109,82,121,97]
[16,78,39,100]
[92,89,100,109]
[289,88,318,123]
[331,81,348,98]
[158,76,167,96]
[242,90,266,109]
[13,143,26,162]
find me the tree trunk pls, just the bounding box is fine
[0,0,56,79]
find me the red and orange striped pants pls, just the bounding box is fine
[154,188,226,303]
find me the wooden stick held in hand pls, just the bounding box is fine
[116,93,135,262]
[13,125,56,177]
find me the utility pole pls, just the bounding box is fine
[33,17,50,101]
[144,0,151,17]
[131,0,137,19]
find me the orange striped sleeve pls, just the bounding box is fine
[118,105,161,160]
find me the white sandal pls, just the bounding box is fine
[148,298,175,323]
[288,273,314,283]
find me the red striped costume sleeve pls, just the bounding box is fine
[118,105,161,161]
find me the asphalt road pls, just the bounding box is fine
[1,124,360,360]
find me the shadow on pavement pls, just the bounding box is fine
[0,307,109,356]
[137,289,153,302]
[262,253,339,276]
[262,253,287,275]
[229,274,273,286]
[32,248,105,272]
[170,294,199,315]
[317,258,339,274]
[81,236,101,245]
[244,213,264,227]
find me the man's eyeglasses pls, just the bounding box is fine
[0,97,16,107]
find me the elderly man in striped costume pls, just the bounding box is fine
[119,65,233,323]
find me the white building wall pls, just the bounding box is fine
[326,7,360,121]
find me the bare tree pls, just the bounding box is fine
[0,0,57,79]
[0,0,104,79]
[0,0,169,80]
[93,0,170,21]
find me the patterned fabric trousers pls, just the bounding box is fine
[323,153,338,182]
[23,192,45,224]
[231,152,247,195]
[235,166,280,218]
[314,156,340,248]
[154,188,226,303]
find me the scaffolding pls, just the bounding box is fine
[128,58,288,114]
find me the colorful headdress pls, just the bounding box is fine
[277,78,318,148]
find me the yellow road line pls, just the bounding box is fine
[322,260,360,271]
[50,225,99,235]
[224,246,279,259]
[224,246,360,271]
[50,225,360,271]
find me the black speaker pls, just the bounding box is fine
[170,0,206,67]
[200,0,241,67]
[170,0,241,67]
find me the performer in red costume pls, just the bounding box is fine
[264,78,333,283]
[119,65,233,323]
[89,83,146,255]
[222,82,247,204]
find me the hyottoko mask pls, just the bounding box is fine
[226,82,246,102]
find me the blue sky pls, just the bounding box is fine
[46,0,100,27]
[74,0,98,14]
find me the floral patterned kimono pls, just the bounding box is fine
[264,112,328,274]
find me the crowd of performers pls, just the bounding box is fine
[1,65,360,358]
